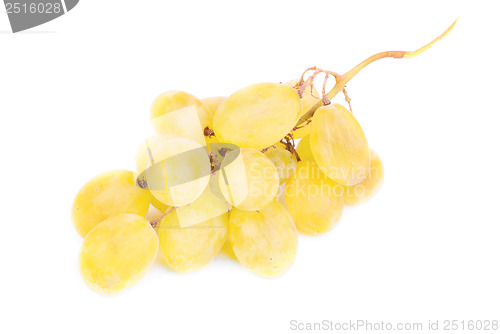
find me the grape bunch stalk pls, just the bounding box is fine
[72,20,456,294]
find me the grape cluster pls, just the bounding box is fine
[72,21,455,294]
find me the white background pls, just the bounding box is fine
[1,1,499,333]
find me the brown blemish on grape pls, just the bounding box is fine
[204,126,215,137]
[136,177,148,189]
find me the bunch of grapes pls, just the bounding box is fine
[72,21,455,294]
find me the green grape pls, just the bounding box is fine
[310,104,370,186]
[79,214,158,294]
[285,79,319,139]
[285,161,343,234]
[264,145,297,184]
[158,212,228,272]
[296,136,314,162]
[201,96,226,116]
[150,91,212,145]
[141,136,211,207]
[343,149,384,205]
[229,201,297,277]
[213,83,302,150]
[218,148,279,211]
[72,170,151,237]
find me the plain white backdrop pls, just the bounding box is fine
[1,1,499,333]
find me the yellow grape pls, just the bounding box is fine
[343,149,384,205]
[218,148,279,211]
[135,135,175,212]
[219,239,237,260]
[310,104,370,186]
[277,182,287,208]
[285,161,343,234]
[201,96,226,116]
[72,170,150,237]
[158,212,228,272]
[149,192,171,212]
[229,201,297,277]
[213,83,302,150]
[285,79,319,139]
[150,91,212,145]
[296,136,314,162]
[204,131,221,149]
[79,214,158,294]
[135,134,177,174]
[142,137,211,207]
[173,173,232,227]
[264,145,297,184]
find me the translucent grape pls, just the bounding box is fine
[79,214,158,294]
[229,201,297,277]
[218,148,279,211]
[343,149,384,205]
[141,137,211,207]
[285,79,319,139]
[213,83,302,150]
[173,172,232,227]
[72,170,151,237]
[151,91,212,145]
[310,104,370,186]
[285,161,343,234]
[149,192,171,213]
[219,239,237,260]
[201,96,225,116]
[264,145,297,184]
[135,135,176,174]
[296,135,314,162]
[158,212,228,272]
[135,135,176,212]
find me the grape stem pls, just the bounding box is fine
[294,18,457,126]
[281,136,301,162]
[149,206,176,228]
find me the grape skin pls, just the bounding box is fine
[144,137,211,207]
[213,83,302,150]
[79,214,158,294]
[218,148,279,211]
[148,191,171,213]
[264,145,298,184]
[310,104,370,186]
[151,91,212,145]
[229,201,297,277]
[173,173,232,228]
[219,238,237,260]
[201,96,226,116]
[285,161,343,235]
[296,136,314,162]
[72,170,151,237]
[135,135,176,212]
[343,149,384,205]
[135,134,177,174]
[285,79,319,139]
[158,213,228,273]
